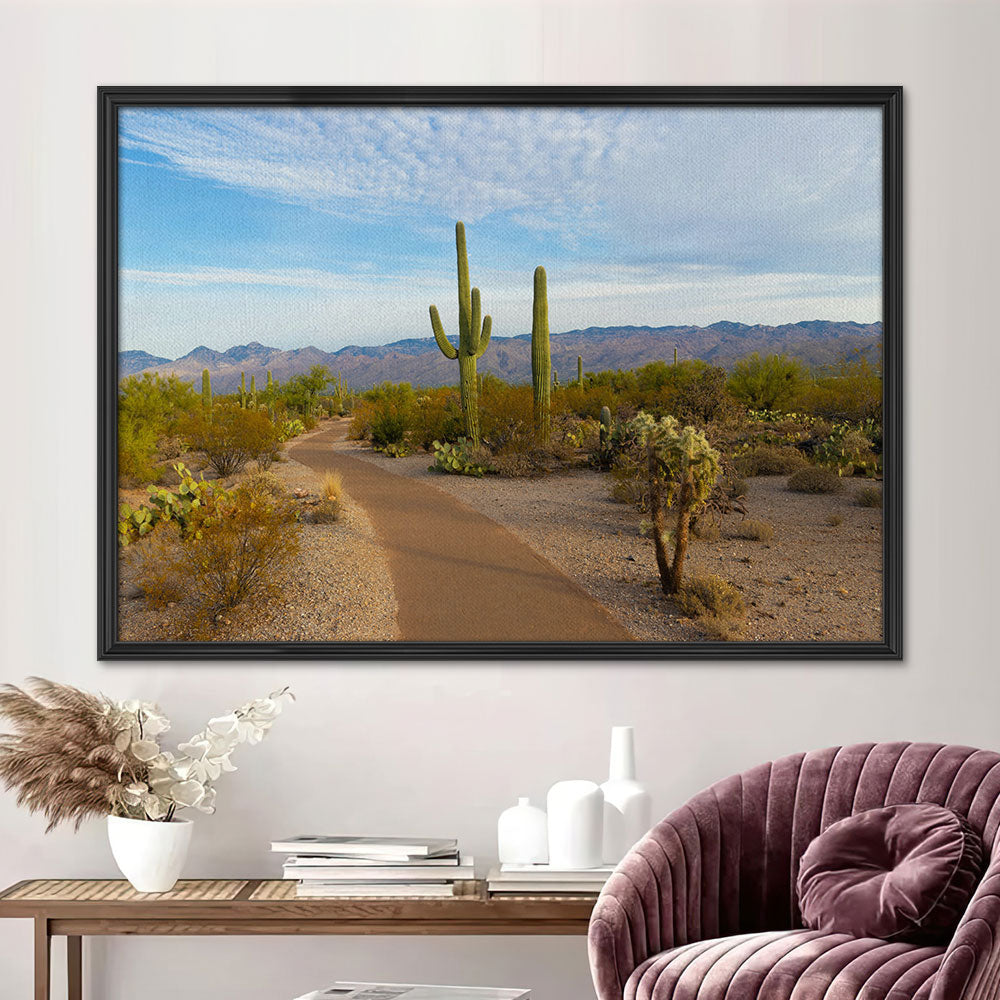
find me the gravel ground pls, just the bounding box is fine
[117,426,399,642]
[335,425,883,642]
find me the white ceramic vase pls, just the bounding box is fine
[107,815,193,893]
[601,726,652,864]
[547,780,604,869]
[498,797,549,865]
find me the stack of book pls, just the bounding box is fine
[271,836,474,898]
[486,863,614,898]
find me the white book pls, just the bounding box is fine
[498,863,614,880]
[488,882,603,894]
[295,883,456,899]
[294,983,529,1000]
[286,857,475,881]
[284,854,461,868]
[272,836,458,858]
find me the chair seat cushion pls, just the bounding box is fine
[797,804,984,943]
[625,929,945,1000]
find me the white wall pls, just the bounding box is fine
[1,0,998,996]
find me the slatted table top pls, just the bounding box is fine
[0,879,596,935]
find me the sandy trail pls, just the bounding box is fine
[289,426,632,642]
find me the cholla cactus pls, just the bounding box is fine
[626,412,720,593]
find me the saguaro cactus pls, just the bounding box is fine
[250,374,257,409]
[531,266,551,443]
[429,221,492,445]
[577,355,584,386]
[201,369,212,410]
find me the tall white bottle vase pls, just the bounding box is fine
[601,726,652,864]
[547,780,604,869]
[497,797,549,865]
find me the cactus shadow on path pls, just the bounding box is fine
[289,426,632,643]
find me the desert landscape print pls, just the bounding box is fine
[111,100,888,648]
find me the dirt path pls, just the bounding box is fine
[289,426,632,642]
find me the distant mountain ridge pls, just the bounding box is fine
[122,321,881,392]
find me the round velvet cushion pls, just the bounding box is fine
[797,803,984,943]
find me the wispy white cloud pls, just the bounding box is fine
[119,106,882,266]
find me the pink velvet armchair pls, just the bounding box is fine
[589,742,1000,1000]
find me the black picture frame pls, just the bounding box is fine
[98,86,902,661]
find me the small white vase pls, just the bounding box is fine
[107,815,193,893]
[498,797,549,865]
[601,726,652,864]
[547,780,604,869]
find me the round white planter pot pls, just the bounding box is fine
[107,815,193,893]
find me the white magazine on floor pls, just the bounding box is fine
[294,984,530,1000]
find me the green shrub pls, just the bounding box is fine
[161,479,300,625]
[118,413,163,485]
[856,485,883,508]
[370,409,409,449]
[430,438,488,477]
[796,355,882,423]
[184,404,280,477]
[413,390,464,450]
[118,373,200,485]
[728,353,808,411]
[787,467,844,494]
[727,518,775,542]
[734,444,808,476]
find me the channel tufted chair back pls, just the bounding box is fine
[589,742,1000,1000]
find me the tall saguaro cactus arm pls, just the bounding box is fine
[428,221,493,444]
[429,306,459,359]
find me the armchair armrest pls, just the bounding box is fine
[589,787,730,1000]
[933,860,1000,1000]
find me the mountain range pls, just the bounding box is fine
[120,320,881,392]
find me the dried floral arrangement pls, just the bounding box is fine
[0,678,292,829]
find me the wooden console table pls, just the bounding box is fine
[0,879,597,1000]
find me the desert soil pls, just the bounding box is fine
[117,426,400,642]
[323,420,883,642]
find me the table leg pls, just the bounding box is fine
[67,936,82,1000]
[34,917,50,1000]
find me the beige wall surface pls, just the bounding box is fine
[1,0,998,996]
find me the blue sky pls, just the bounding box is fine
[118,106,882,358]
